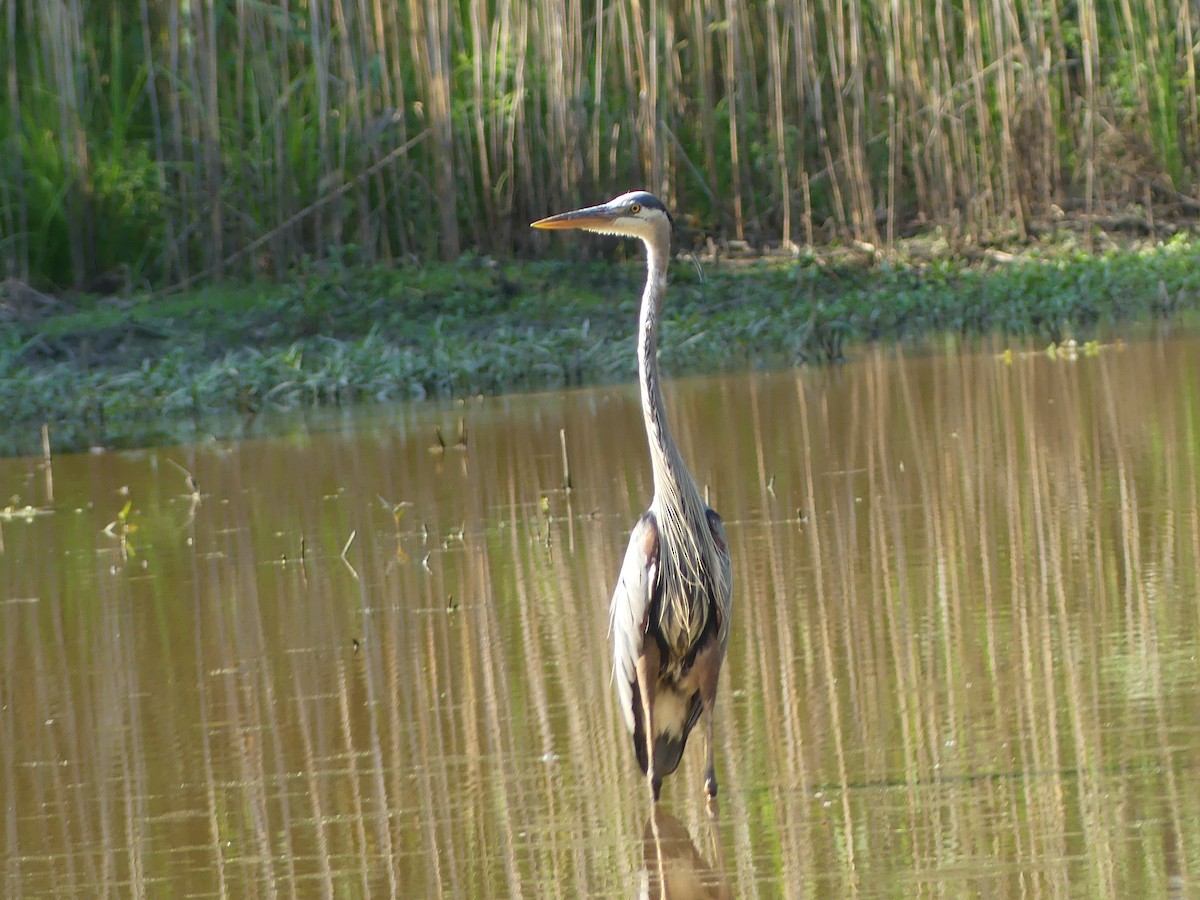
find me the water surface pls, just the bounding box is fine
[3,340,1200,897]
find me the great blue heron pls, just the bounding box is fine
[532,191,733,802]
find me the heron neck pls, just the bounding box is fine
[638,240,702,508]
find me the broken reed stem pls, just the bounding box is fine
[560,428,572,492]
[156,129,430,296]
[41,423,53,505]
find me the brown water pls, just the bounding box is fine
[3,340,1200,898]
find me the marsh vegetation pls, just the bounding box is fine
[3,235,1200,455]
[5,1,1200,453]
[2,0,1198,289]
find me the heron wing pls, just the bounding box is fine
[609,512,660,736]
[705,508,734,651]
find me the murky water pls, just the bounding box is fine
[3,339,1200,897]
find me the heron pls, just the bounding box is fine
[532,191,733,802]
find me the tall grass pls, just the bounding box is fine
[1,0,1198,289]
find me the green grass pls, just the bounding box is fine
[4,234,1200,457]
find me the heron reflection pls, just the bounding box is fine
[641,809,731,899]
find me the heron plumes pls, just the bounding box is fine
[651,487,720,663]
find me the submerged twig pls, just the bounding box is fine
[166,457,200,496]
[300,534,309,587]
[340,530,359,579]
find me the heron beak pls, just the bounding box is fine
[530,204,616,231]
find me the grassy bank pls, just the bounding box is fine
[3,234,1199,457]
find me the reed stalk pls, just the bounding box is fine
[1,0,1197,288]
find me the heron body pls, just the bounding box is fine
[532,191,733,802]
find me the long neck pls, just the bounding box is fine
[638,237,716,658]
[638,240,704,513]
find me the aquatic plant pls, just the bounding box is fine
[3,237,1199,456]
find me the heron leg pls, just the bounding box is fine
[703,700,718,800]
[695,641,723,800]
[636,648,661,802]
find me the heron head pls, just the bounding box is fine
[531,191,673,243]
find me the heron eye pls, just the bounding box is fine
[629,203,641,214]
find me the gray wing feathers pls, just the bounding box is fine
[609,514,658,736]
[706,511,734,650]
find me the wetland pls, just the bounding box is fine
[4,338,1200,896]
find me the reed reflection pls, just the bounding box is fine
[3,340,1200,896]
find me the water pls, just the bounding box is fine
[3,340,1200,897]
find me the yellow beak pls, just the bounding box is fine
[530,204,616,231]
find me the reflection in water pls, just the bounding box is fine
[642,810,731,899]
[3,340,1200,896]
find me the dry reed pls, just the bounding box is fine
[1,1,1197,288]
